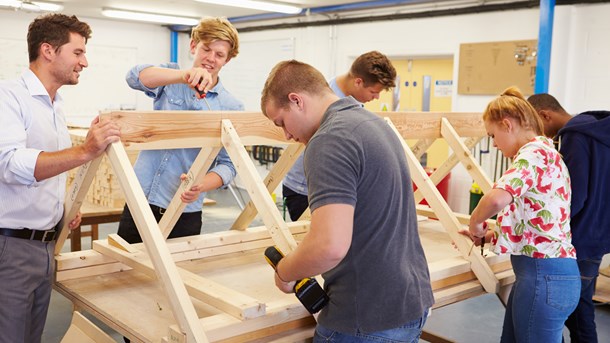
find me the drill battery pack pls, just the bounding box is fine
[294,278,329,314]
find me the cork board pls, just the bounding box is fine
[458,39,537,95]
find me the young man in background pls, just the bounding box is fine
[282,51,396,221]
[528,93,610,343]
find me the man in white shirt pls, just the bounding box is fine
[0,13,120,342]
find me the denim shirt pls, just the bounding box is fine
[126,63,244,212]
[283,77,348,196]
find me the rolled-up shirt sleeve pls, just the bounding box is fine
[125,63,159,98]
[208,148,236,186]
[0,89,41,186]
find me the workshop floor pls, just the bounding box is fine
[43,187,610,342]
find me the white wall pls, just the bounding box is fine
[196,3,610,213]
[0,11,170,125]
[3,4,609,212]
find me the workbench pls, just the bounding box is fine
[55,219,512,342]
[54,111,512,342]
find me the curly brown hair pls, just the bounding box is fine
[349,51,396,89]
[27,13,91,62]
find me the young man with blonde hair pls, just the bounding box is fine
[262,60,432,342]
[117,17,243,243]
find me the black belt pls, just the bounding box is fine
[0,228,57,242]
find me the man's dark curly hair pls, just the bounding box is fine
[27,13,92,62]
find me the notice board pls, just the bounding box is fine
[458,39,537,95]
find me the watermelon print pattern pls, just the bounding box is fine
[490,136,576,259]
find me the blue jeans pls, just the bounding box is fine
[313,309,428,343]
[564,258,602,343]
[501,255,580,343]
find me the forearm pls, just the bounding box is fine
[277,204,353,281]
[200,172,223,192]
[470,189,512,227]
[278,235,342,282]
[139,67,184,88]
[34,146,92,181]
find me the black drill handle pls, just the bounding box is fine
[264,246,284,268]
[264,246,329,314]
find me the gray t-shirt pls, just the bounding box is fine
[306,97,434,333]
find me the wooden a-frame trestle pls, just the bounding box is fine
[54,111,514,343]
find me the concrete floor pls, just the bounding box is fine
[43,187,610,342]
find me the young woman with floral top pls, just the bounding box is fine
[468,87,580,342]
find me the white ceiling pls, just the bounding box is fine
[40,0,367,22]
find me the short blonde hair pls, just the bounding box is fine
[483,86,543,135]
[191,17,239,59]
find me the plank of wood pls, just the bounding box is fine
[221,120,297,254]
[410,138,436,159]
[61,311,116,343]
[385,118,499,293]
[106,142,209,342]
[99,111,485,150]
[413,137,481,204]
[108,233,138,253]
[441,118,492,193]
[159,147,220,238]
[169,299,311,343]
[93,239,265,320]
[379,112,486,139]
[56,156,103,255]
[231,143,304,230]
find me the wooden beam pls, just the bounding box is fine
[231,143,304,230]
[159,147,220,239]
[379,112,486,139]
[61,311,116,343]
[413,137,481,204]
[411,138,436,159]
[441,118,492,193]
[221,120,297,254]
[106,142,209,342]
[56,156,103,255]
[99,111,485,150]
[385,118,499,293]
[93,239,265,320]
[101,111,287,150]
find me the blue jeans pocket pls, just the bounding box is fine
[546,274,580,311]
[314,325,335,342]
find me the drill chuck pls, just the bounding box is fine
[264,246,329,314]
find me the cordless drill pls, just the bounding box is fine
[264,246,329,314]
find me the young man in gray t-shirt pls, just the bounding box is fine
[261,60,434,341]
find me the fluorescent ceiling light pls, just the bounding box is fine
[195,0,301,14]
[0,0,63,12]
[102,8,199,26]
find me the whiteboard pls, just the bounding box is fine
[220,38,295,111]
[0,38,137,127]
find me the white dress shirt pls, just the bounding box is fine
[0,69,71,231]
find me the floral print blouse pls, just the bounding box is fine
[491,136,576,259]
